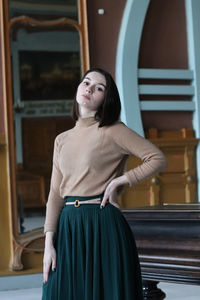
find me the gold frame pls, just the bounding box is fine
[1,0,90,272]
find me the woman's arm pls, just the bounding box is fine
[44,135,64,234]
[109,122,168,186]
[43,135,64,282]
[101,122,167,207]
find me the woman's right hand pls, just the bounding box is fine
[43,232,57,284]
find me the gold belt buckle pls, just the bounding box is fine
[74,199,80,207]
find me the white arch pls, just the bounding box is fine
[185,0,200,201]
[116,0,150,136]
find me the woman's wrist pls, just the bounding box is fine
[113,175,129,187]
[45,231,55,247]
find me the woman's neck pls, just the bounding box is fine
[78,102,98,118]
[79,109,96,118]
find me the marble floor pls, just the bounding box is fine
[0,274,199,299]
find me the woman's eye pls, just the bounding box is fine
[96,87,104,92]
[83,81,89,85]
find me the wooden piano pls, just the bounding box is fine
[122,204,200,299]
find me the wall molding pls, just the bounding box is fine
[116,0,150,136]
[185,0,200,201]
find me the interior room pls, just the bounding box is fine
[0,0,200,299]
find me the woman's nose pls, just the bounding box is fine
[86,86,92,93]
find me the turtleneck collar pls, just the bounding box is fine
[75,116,99,128]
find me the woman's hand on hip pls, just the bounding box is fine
[43,232,57,284]
[101,178,121,209]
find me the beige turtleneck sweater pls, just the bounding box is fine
[44,116,167,233]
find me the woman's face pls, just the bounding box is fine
[76,71,106,112]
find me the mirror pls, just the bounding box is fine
[9,0,78,20]
[7,0,87,235]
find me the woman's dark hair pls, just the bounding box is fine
[72,67,121,127]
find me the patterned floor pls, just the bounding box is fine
[0,282,199,299]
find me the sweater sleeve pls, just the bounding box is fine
[44,135,65,234]
[106,122,168,187]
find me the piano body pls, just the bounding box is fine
[122,204,200,299]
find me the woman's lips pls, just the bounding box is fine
[82,94,90,100]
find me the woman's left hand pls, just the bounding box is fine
[101,178,121,210]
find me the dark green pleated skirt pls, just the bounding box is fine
[42,193,144,300]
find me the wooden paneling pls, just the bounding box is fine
[17,171,46,208]
[121,129,199,207]
[16,116,75,208]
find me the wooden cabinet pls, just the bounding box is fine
[120,128,199,208]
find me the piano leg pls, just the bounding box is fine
[142,280,166,299]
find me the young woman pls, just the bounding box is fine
[42,68,167,300]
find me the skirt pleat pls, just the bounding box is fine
[42,194,144,300]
